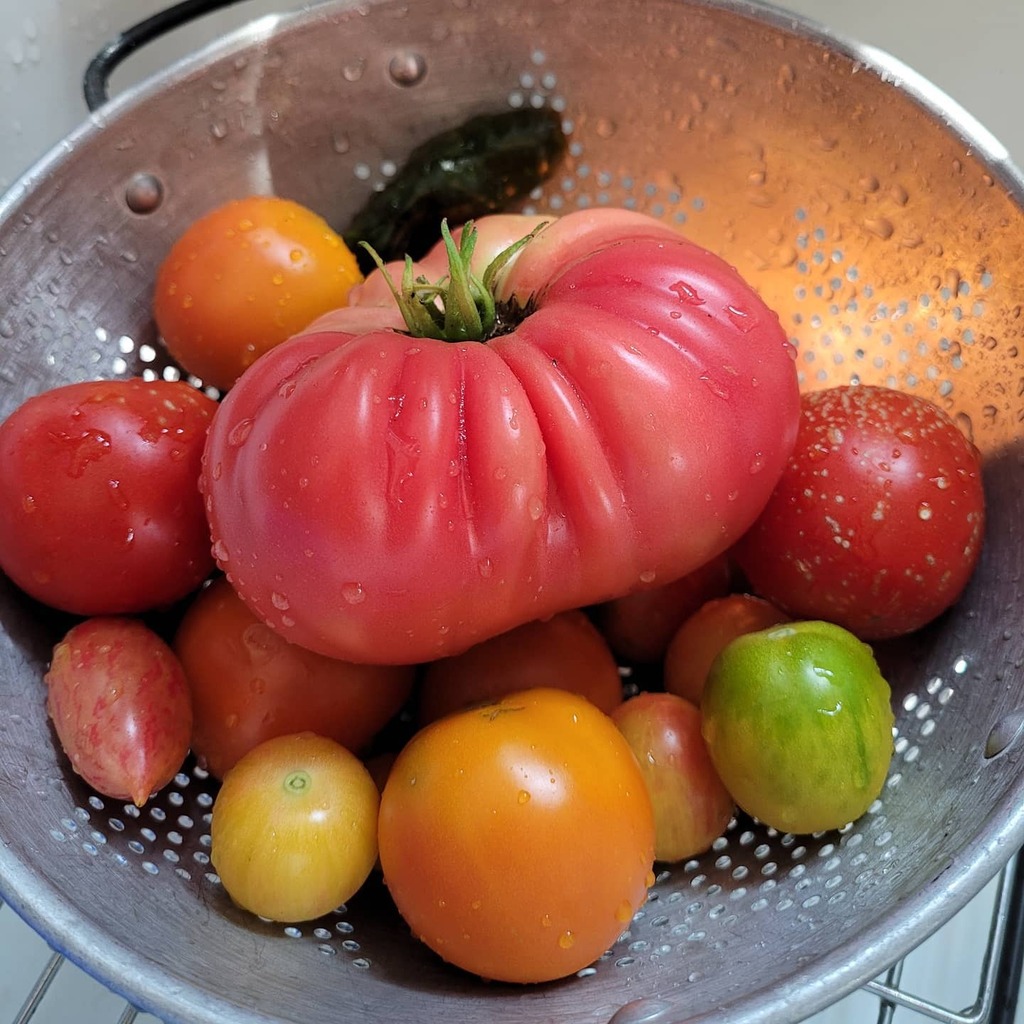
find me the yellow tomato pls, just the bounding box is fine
[211,732,378,922]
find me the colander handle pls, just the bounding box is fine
[83,0,254,111]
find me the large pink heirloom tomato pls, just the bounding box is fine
[202,208,799,665]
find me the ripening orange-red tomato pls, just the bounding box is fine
[378,688,655,983]
[594,552,733,664]
[153,195,362,391]
[663,593,789,705]
[416,609,623,725]
[173,576,414,779]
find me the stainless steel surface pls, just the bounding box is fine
[1,1,1023,1023]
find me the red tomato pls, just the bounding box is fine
[416,609,623,725]
[203,208,800,665]
[173,576,414,780]
[0,378,216,616]
[45,617,193,806]
[153,195,363,391]
[211,732,379,922]
[663,593,789,705]
[594,552,733,664]
[612,692,734,862]
[378,688,655,983]
[733,385,985,639]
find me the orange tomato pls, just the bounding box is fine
[378,688,655,983]
[174,576,414,779]
[153,195,362,390]
[416,609,623,725]
[211,732,379,922]
[664,593,789,704]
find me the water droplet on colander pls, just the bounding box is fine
[864,217,894,240]
[607,997,681,1023]
[342,59,365,82]
[342,582,366,605]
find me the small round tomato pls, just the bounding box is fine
[153,195,363,391]
[0,378,216,616]
[594,553,733,664]
[733,385,985,640]
[45,617,193,806]
[612,692,734,862]
[378,688,655,983]
[416,609,623,725]
[211,732,379,923]
[663,593,789,705]
[174,576,414,779]
[701,620,894,834]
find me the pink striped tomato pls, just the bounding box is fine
[202,208,800,665]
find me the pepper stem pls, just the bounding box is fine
[360,219,545,342]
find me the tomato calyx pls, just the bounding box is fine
[360,219,544,342]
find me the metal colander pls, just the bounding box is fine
[1,1,1023,1022]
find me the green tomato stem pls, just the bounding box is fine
[359,219,545,342]
[284,769,311,795]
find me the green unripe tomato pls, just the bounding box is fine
[701,620,894,835]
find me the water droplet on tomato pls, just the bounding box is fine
[224,714,239,729]
[725,304,758,333]
[558,930,575,950]
[615,900,635,924]
[749,451,766,474]
[517,790,531,805]
[638,570,656,584]
[670,280,705,305]
[699,373,730,400]
[342,582,366,605]
[271,592,290,611]
[107,479,129,511]
[278,380,297,400]
[211,539,230,563]
[478,558,494,579]
[227,418,254,447]
[528,496,545,520]
[21,494,37,514]
[917,502,934,521]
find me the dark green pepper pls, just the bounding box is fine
[342,106,567,272]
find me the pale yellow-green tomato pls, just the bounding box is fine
[211,732,379,923]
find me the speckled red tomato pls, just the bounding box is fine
[733,384,985,639]
[45,617,193,806]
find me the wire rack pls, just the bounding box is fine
[1,847,1022,1024]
